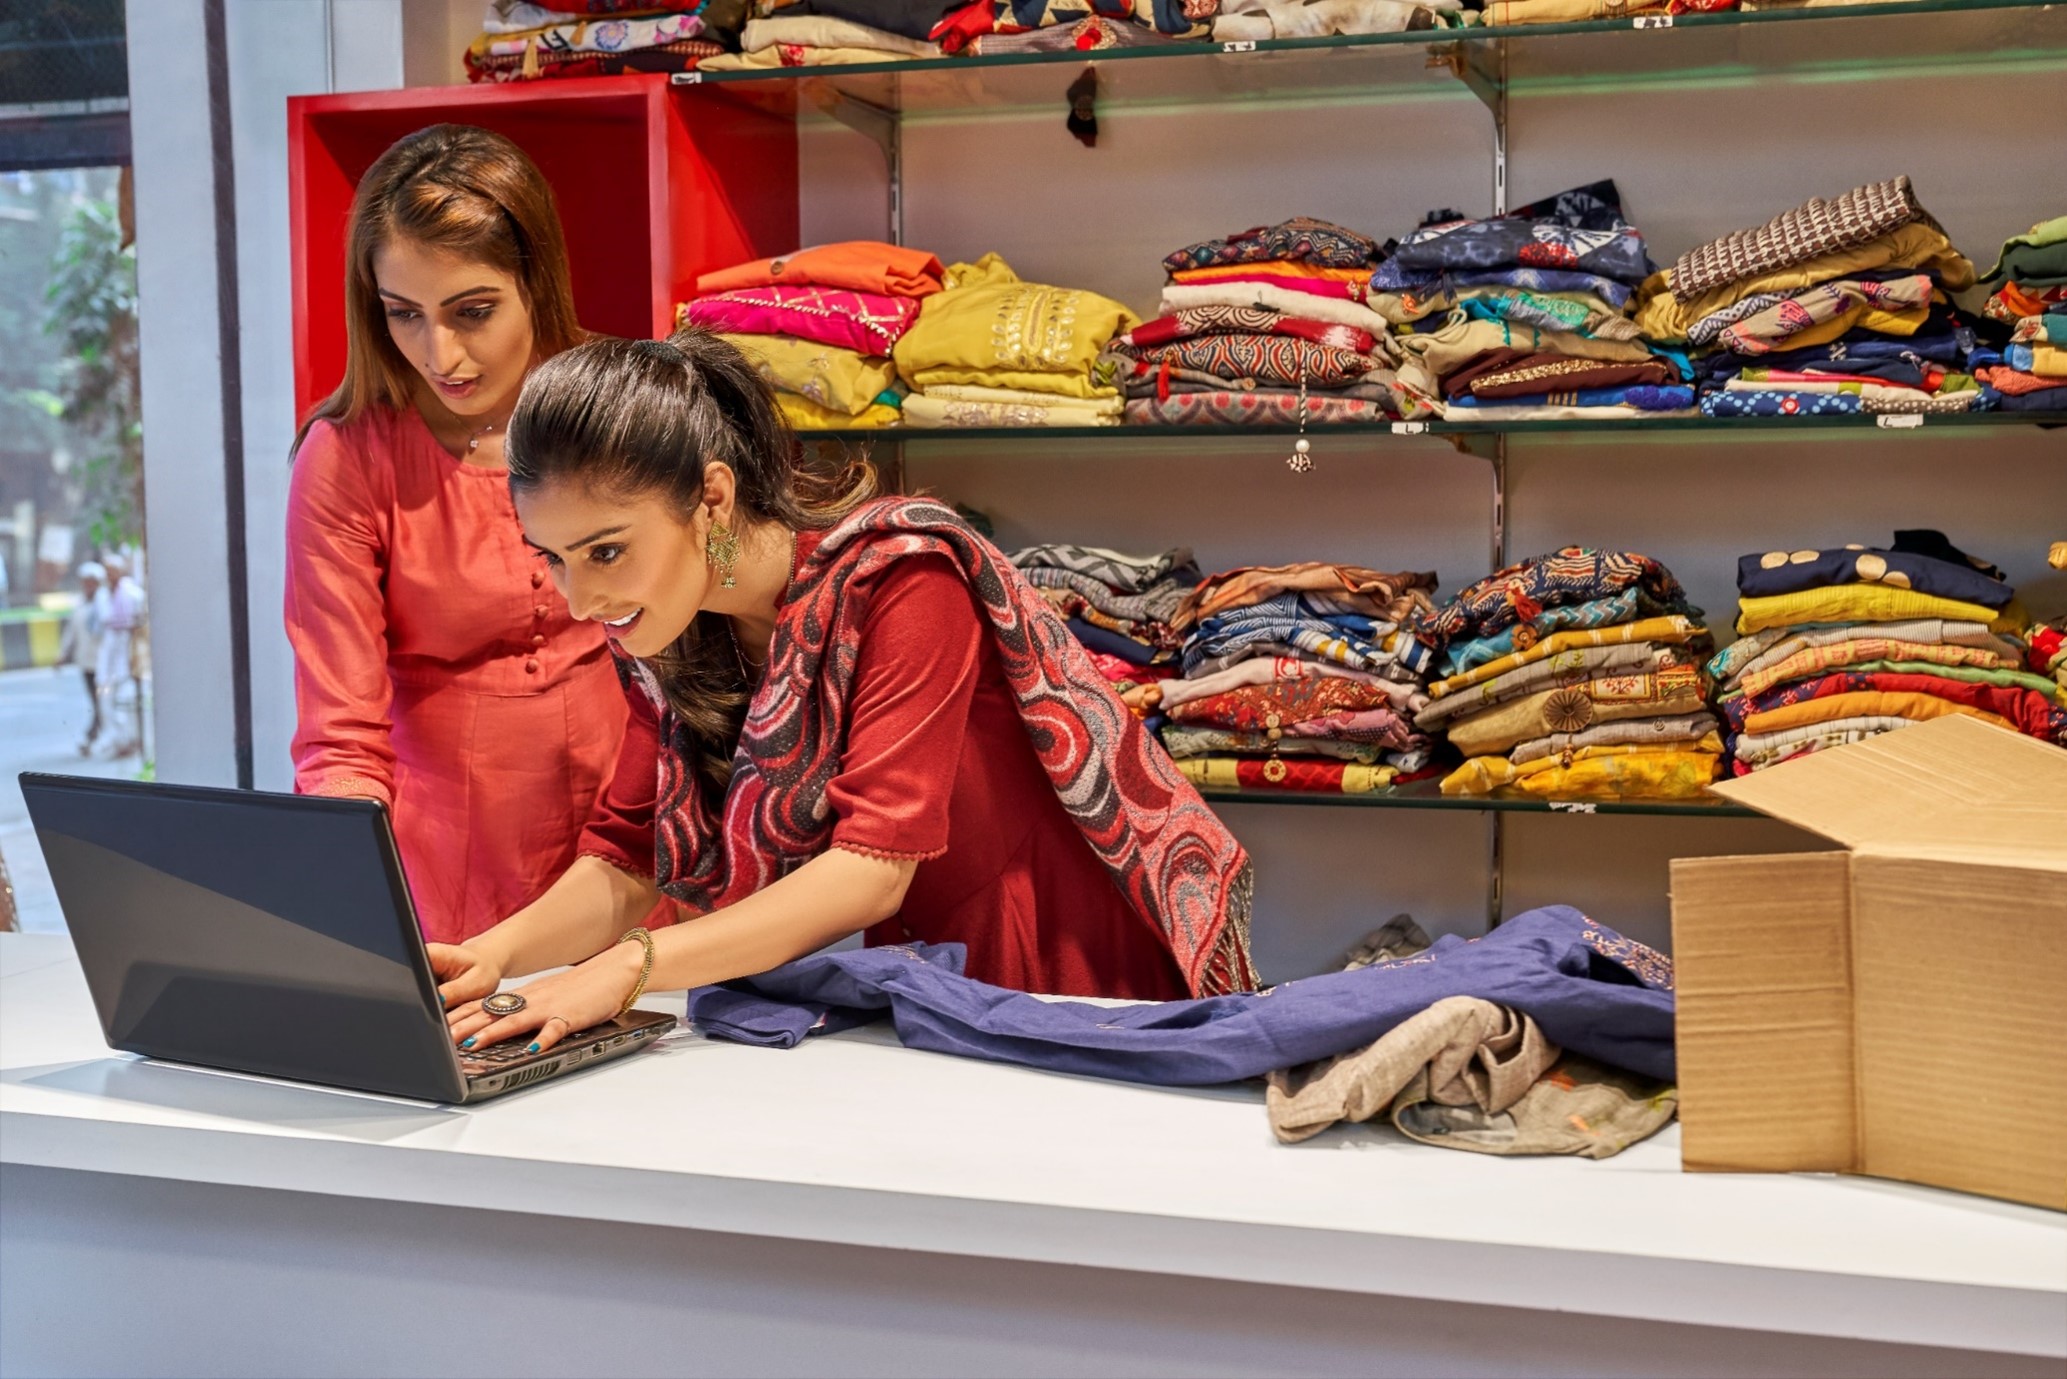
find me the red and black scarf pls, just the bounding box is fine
[621,496,1257,997]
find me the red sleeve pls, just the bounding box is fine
[827,555,984,862]
[284,420,397,805]
[577,675,660,878]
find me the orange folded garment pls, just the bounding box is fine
[1170,260,1375,287]
[696,240,946,298]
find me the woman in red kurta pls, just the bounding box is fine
[286,125,632,944]
[435,331,1254,1058]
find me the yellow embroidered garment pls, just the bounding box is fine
[1741,690,2012,737]
[903,393,1121,428]
[720,334,898,416]
[1735,586,2006,636]
[920,382,1124,412]
[1444,668,1710,760]
[1427,615,1707,699]
[775,392,899,430]
[893,254,1137,400]
[1635,223,1977,342]
[1441,739,1724,798]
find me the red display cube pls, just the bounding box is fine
[289,75,799,424]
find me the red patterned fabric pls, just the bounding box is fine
[621,497,1257,996]
[1167,677,1400,730]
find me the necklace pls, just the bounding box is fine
[466,419,499,453]
[726,531,798,684]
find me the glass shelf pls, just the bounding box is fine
[681,0,2067,117]
[792,411,2067,448]
[1197,779,1759,816]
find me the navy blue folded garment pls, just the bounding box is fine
[770,0,961,39]
[1701,334,1965,382]
[1994,385,2067,413]
[1449,384,1696,411]
[1737,530,2013,607]
[686,905,1677,1085]
[1066,616,1163,665]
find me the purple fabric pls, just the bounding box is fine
[686,905,1677,1085]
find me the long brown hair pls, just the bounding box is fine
[506,329,877,803]
[295,123,583,451]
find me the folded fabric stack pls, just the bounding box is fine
[1381,182,1691,421]
[1972,216,2067,414]
[2024,541,2067,693]
[1410,548,1720,799]
[964,14,1192,51]
[1709,531,2067,775]
[1482,0,1732,24]
[1111,218,1422,425]
[1153,561,1442,795]
[699,3,945,69]
[970,1,1214,48]
[684,241,944,430]
[1635,177,1989,418]
[466,1,742,82]
[892,254,1137,427]
[1008,542,1200,679]
[1212,0,1466,40]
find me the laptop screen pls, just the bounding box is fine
[21,775,465,1102]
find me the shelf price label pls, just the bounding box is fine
[1390,421,1430,435]
[1221,40,1258,53]
[1632,14,1674,27]
[1548,801,1599,814]
[671,72,704,84]
[1876,413,1925,429]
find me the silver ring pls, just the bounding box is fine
[482,992,527,1017]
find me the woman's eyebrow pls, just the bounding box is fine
[375,285,503,305]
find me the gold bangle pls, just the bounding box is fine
[616,926,656,1016]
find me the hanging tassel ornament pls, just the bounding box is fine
[1286,372,1314,474]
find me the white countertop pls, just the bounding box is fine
[3,932,2061,1357]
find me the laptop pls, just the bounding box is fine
[19,773,676,1103]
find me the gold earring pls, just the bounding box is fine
[706,518,739,589]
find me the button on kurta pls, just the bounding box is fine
[524,658,540,674]
[531,570,545,588]
[531,634,546,647]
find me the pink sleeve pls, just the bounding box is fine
[284,420,398,805]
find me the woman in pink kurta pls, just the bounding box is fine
[285,124,630,944]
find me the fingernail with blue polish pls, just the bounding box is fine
[527,1043,541,1054]
[460,1037,475,1048]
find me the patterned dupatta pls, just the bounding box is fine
[620,496,1257,997]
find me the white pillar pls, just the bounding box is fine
[127,0,410,789]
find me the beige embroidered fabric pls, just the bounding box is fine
[1266,995,1677,1158]
[1414,641,1684,730]
[1669,176,1940,298]
[1507,710,1720,765]
[1445,669,1709,759]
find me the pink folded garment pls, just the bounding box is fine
[682,285,921,356]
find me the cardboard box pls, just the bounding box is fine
[1670,715,2067,1211]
